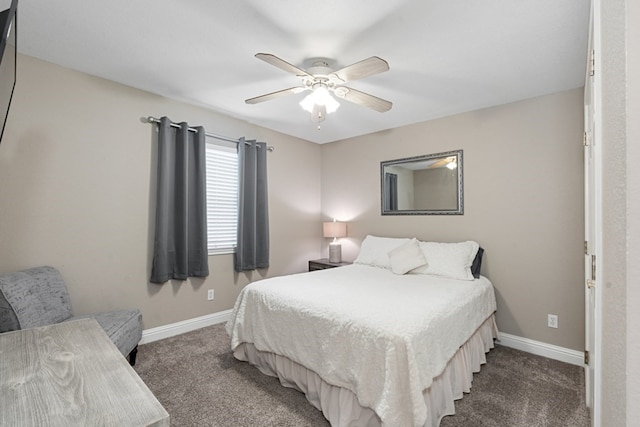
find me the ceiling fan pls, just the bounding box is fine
[429,156,458,170]
[245,53,392,124]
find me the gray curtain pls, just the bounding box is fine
[235,138,269,272]
[150,116,209,283]
[384,172,398,210]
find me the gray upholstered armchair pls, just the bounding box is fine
[0,266,143,365]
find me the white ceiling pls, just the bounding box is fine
[12,0,589,144]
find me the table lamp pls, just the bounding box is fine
[323,220,347,263]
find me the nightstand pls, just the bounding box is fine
[308,258,352,272]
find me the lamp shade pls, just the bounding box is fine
[323,221,347,238]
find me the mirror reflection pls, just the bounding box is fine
[381,150,463,215]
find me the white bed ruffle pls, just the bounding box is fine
[233,314,498,427]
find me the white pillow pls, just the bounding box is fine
[388,238,427,275]
[353,235,410,269]
[410,241,479,281]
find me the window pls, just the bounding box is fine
[205,139,238,254]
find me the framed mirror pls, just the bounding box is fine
[381,149,463,215]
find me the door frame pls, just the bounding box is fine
[584,0,603,424]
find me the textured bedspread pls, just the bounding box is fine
[226,264,497,427]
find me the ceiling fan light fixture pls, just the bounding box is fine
[299,93,316,113]
[299,85,340,115]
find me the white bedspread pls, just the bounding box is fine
[226,264,497,427]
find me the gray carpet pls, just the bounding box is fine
[133,323,590,427]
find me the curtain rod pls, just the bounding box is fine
[145,116,274,151]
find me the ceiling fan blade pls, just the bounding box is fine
[245,87,306,104]
[255,53,313,78]
[330,56,389,84]
[429,158,450,168]
[335,87,392,112]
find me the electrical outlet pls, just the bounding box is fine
[207,289,214,301]
[547,314,558,328]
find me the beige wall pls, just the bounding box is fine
[627,0,640,422]
[600,0,640,424]
[321,89,585,351]
[600,0,626,421]
[0,55,322,329]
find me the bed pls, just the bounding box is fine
[226,236,498,427]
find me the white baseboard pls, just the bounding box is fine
[140,311,584,368]
[139,309,233,345]
[497,332,585,367]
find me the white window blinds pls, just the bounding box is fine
[205,139,238,254]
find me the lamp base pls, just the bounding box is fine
[329,242,342,263]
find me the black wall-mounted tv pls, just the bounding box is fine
[0,0,17,145]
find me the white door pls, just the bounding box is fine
[584,75,595,412]
[584,0,601,423]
